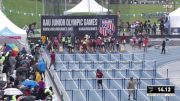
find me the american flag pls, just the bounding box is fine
[99,19,115,36]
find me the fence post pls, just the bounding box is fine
[142,61,145,69]
[135,89,138,101]
[102,90,105,101]
[93,79,97,89]
[132,53,134,61]
[85,54,87,61]
[152,78,155,85]
[126,69,128,78]
[84,69,86,78]
[87,69,89,78]
[120,54,122,61]
[121,78,124,89]
[92,61,94,69]
[86,90,89,101]
[72,90,74,101]
[108,54,111,61]
[143,53,145,61]
[80,78,81,89]
[128,61,131,69]
[139,69,142,78]
[72,70,74,78]
[92,79,95,89]
[107,79,110,89]
[104,61,107,69]
[154,68,157,78]
[62,54,64,61]
[65,78,66,90]
[166,78,170,85]
[167,69,169,78]
[97,54,100,61]
[137,78,140,89]
[59,70,62,80]
[117,90,121,101]
[73,54,75,61]
[124,78,126,89]
[67,61,69,69]
[116,61,119,69]
[154,61,157,69]
[78,79,80,89]
[112,69,115,78]
[79,61,81,69]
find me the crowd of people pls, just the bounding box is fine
[40,17,171,54]
[0,43,54,101]
[119,16,169,36]
[43,32,151,54]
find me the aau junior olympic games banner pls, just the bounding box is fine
[41,15,118,38]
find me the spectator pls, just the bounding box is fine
[147,20,151,35]
[152,22,157,35]
[49,51,56,70]
[138,36,143,49]
[161,40,166,54]
[159,20,164,35]
[21,47,27,55]
[96,69,104,89]
[116,39,120,52]
[121,33,126,47]
[38,78,45,90]
[131,35,137,50]
[143,37,148,52]
[44,86,53,100]
[8,53,16,75]
[127,77,137,100]
[35,71,41,83]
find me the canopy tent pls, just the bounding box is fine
[169,7,180,28]
[0,10,27,47]
[64,0,111,15]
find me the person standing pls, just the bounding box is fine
[116,39,120,52]
[152,23,157,35]
[121,33,126,47]
[49,51,56,70]
[131,35,137,50]
[159,20,164,35]
[161,40,166,54]
[138,36,143,49]
[62,35,66,48]
[143,37,148,52]
[127,77,137,100]
[96,69,104,89]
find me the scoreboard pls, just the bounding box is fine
[147,85,175,96]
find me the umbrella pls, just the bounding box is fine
[4,88,23,95]
[5,44,19,56]
[38,59,46,72]
[5,44,18,51]
[22,79,38,88]
[18,96,36,101]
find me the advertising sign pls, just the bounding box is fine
[41,15,118,38]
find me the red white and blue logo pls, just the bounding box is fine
[99,18,115,37]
